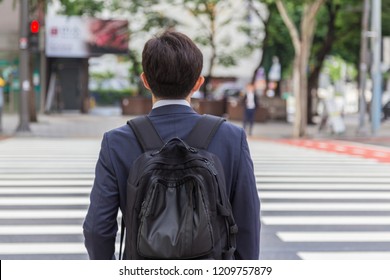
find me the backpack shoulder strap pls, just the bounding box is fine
[186,114,226,149]
[127,116,164,152]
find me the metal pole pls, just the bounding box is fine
[358,0,370,133]
[371,0,382,135]
[17,0,31,132]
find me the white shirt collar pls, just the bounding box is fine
[152,99,191,109]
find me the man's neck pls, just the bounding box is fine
[152,95,192,105]
[152,99,191,109]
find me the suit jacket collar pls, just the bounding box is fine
[148,104,198,117]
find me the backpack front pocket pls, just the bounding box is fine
[137,176,214,259]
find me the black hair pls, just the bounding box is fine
[142,31,203,99]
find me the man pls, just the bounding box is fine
[83,31,260,260]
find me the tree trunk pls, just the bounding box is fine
[307,2,339,124]
[358,0,370,131]
[251,10,271,84]
[276,0,325,137]
[251,39,267,84]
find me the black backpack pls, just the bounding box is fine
[119,115,238,260]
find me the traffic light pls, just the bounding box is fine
[29,20,40,52]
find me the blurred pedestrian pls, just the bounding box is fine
[242,83,258,136]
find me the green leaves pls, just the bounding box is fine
[58,0,105,16]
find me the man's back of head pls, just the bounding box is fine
[141,30,203,99]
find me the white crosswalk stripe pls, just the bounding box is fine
[1,138,390,260]
[260,191,390,199]
[0,243,89,255]
[0,225,83,235]
[277,232,390,242]
[251,141,390,260]
[261,202,390,211]
[262,216,390,225]
[0,197,90,206]
[0,187,91,195]
[0,210,88,219]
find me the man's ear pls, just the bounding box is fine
[140,72,151,90]
[191,76,205,92]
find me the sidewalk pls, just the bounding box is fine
[0,109,127,139]
[1,108,390,147]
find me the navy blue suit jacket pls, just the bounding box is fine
[83,104,260,259]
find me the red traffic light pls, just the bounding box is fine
[30,20,40,33]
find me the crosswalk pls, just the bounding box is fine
[0,138,99,259]
[251,141,390,260]
[1,137,390,259]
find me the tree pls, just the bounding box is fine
[266,0,385,130]
[252,0,362,127]
[250,0,327,131]
[275,0,326,138]
[308,0,361,124]
[307,2,341,124]
[248,1,295,86]
[170,0,251,96]
[383,0,390,36]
